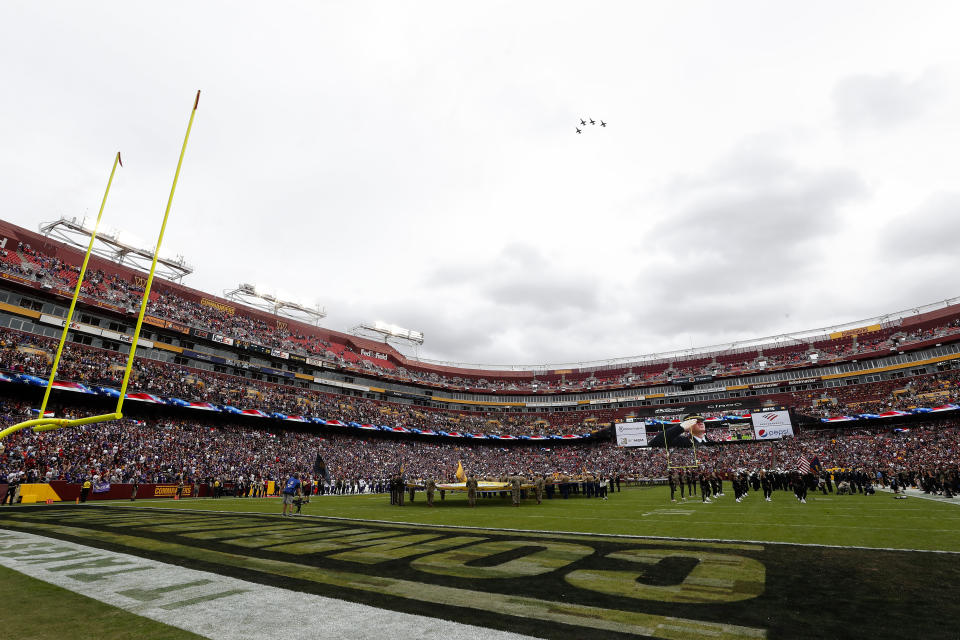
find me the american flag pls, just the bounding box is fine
[797,454,811,474]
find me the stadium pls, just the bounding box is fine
[0,214,958,640]
[4,4,960,640]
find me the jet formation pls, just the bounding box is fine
[576,118,606,134]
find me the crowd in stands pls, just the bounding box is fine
[0,396,957,501]
[4,240,960,395]
[0,327,603,437]
[800,370,960,418]
[3,324,960,438]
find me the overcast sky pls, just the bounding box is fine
[2,2,959,367]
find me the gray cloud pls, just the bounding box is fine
[833,71,940,130]
[484,280,600,312]
[879,192,960,260]
[647,148,867,301]
[660,147,866,247]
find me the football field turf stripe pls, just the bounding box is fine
[1,519,768,640]
[0,528,540,640]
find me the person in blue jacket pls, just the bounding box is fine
[281,473,301,517]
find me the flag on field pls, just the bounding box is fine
[810,456,822,472]
[313,452,330,484]
[797,454,811,474]
[455,460,466,482]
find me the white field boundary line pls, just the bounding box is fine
[92,503,960,555]
[0,528,539,640]
[877,486,960,506]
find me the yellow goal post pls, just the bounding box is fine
[0,90,201,441]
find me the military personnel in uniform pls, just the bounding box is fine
[466,474,478,507]
[426,478,436,506]
[511,473,522,506]
[534,476,545,504]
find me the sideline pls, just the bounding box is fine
[0,528,537,640]
[878,486,960,506]
[92,503,960,555]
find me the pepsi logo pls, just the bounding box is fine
[758,429,766,437]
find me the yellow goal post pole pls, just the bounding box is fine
[0,152,123,441]
[113,90,201,419]
[26,91,201,436]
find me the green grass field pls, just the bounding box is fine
[0,566,203,640]
[2,487,959,639]
[101,485,960,551]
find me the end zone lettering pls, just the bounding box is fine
[3,509,769,640]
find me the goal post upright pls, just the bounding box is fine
[114,90,201,419]
[0,151,123,440]
[0,90,203,441]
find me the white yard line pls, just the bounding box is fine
[0,529,541,640]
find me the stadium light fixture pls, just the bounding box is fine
[224,282,326,326]
[352,320,425,346]
[39,216,194,282]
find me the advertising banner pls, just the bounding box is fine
[166,321,190,334]
[154,484,193,498]
[670,375,715,386]
[614,422,648,447]
[200,298,235,315]
[751,410,794,440]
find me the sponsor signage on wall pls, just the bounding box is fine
[154,485,193,498]
[670,375,715,386]
[614,422,648,447]
[748,377,821,390]
[751,410,794,440]
[200,298,235,315]
[664,386,726,397]
[589,395,644,405]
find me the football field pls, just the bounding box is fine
[1,486,958,639]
